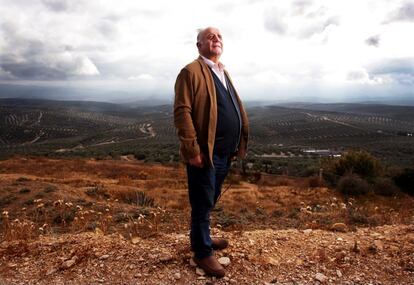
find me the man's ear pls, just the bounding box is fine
[196,42,200,47]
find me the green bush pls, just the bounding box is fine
[322,150,382,186]
[373,178,399,196]
[335,150,382,179]
[19,188,31,194]
[337,175,371,196]
[393,168,414,196]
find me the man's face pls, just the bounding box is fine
[197,28,223,60]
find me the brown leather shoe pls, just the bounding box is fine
[211,238,229,250]
[193,255,225,278]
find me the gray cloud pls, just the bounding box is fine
[298,16,338,38]
[264,7,287,35]
[264,3,338,38]
[291,0,313,16]
[41,0,70,12]
[0,19,100,80]
[369,58,414,85]
[347,70,368,81]
[386,1,414,23]
[365,35,380,47]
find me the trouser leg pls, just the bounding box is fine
[187,154,230,259]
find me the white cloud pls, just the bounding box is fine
[0,0,413,101]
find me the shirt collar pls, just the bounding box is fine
[200,55,225,72]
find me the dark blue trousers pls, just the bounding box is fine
[186,154,231,259]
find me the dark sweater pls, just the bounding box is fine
[211,70,241,156]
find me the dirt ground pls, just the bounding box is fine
[0,157,413,284]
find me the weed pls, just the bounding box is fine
[16,177,31,182]
[19,188,31,194]
[85,185,110,199]
[0,194,17,207]
[43,185,58,193]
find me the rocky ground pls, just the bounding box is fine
[0,157,413,284]
[1,224,413,284]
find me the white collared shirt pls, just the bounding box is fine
[200,55,227,90]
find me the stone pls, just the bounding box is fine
[131,237,141,244]
[331,223,347,232]
[62,256,78,269]
[336,270,343,278]
[46,268,57,276]
[174,272,181,280]
[374,240,384,251]
[99,254,109,260]
[189,258,197,267]
[218,256,231,267]
[264,256,279,266]
[315,273,328,283]
[196,267,205,276]
[159,253,173,262]
[303,229,313,234]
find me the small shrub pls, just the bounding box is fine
[114,190,155,207]
[44,185,58,193]
[16,177,31,182]
[19,188,31,194]
[335,150,382,179]
[308,176,323,188]
[34,193,44,199]
[0,194,17,207]
[373,178,399,196]
[287,207,300,219]
[85,185,110,199]
[136,191,155,207]
[337,175,371,196]
[24,199,34,206]
[394,168,414,196]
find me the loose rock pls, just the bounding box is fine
[315,272,328,283]
[218,256,231,267]
[196,267,205,276]
[331,223,347,232]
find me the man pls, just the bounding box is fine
[174,27,249,278]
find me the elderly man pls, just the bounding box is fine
[174,27,249,277]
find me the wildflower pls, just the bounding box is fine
[2,211,8,217]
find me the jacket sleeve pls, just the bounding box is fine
[174,68,200,161]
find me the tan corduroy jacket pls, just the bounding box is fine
[174,57,249,167]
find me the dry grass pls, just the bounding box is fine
[1,157,414,242]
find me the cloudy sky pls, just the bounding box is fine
[0,0,413,103]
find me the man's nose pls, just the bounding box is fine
[212,34,221,42]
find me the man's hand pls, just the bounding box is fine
[189,153,206,168]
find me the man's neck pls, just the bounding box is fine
[200,54,220,64]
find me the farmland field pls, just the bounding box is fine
[1,98,413,172]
